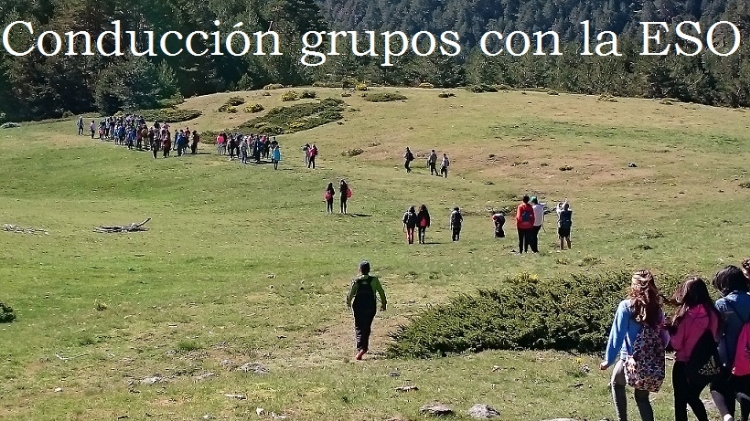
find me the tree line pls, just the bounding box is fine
[1,0,750,122]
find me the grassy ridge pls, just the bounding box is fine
[1,87,749,420]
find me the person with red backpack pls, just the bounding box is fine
[710,266,750,421]
[600,270,670,421]
[515,195,535,254]
[324,182,336,214]
[416,204,431,244]
[308,144,318,169]
[665,277,721,421]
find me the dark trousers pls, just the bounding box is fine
[441,166,447,178]
[673,362,710,421]
[353,308,376,351]
[418,226,427,243]
[429,163,437,175]
[191,142,198,154]
[452,227,461,241]
[152,147,158,159]
[340,198,347,214]
[326,199,333,213]
[406,226,415,244]
[530,225,542,253]
[711,372,750,421]
[405,161,411,173]
[308,157,316,168]
[518,228,532,253]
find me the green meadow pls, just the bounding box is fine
[1,87,749,420]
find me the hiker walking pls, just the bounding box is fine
[346,261,387,361]
[325,182,336,214]
[271,144,281,170]
[600,270,669,421]
[90,120,96,139]
[190,131,200,155]
[709,266,750,421]
[339,179,350,214]
[302,144,310,166]
[665,277,720,421]
[77,117,84,135]
[515,195,535,254]
[402,206,418,244]
[427,150,438,175]
[416,205,431,244]
[492,211,505,238]
[308,144,318,169]
[161,129,171,158]
[556,200,573,250]
[150,128,159,159]
[530,196,546,253]
[440,154,450,178]
[404,147,414,173]
[449,207,463,241]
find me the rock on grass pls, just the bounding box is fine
[468,404,500,419]
[419,403,453,417]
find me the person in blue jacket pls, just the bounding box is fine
[710,265,750,421]
[600,270,670,421]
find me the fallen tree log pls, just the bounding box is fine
[94,218,151,233]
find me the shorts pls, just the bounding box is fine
[558,227,571,237]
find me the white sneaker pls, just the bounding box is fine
[723,415,734,421]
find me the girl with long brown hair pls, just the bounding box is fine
[666,277,720,421]
[600,270,669,421]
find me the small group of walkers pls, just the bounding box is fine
[509,195,573,254]
[324,180,352,214]
[403,147,450,177]
[602,261,750,421]
[400,205,463,244]
[78,116,200,158]
[215,132,282,169]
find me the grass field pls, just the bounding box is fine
[1,87,749,421]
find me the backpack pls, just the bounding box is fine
[520,206,533,223]
[450,211,462,226]
[406,151,414,161]
[685,328,722,383]
[727,301,750,376]
[404,212,417,226]
[559,210,572,229]
[624,321,665,393]
[354,276,376,308]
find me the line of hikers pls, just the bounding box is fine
[215,132,282,169]
[78,115,200,158]
[403,147,449,177]
[602,262,750,421]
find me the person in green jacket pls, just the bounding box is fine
[346,261,387,360]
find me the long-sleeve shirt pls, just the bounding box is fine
[604,299,670,366]
[346,275,387,308]
[716,292,750,366]
[670,305,719,362]
[532,203,546,227]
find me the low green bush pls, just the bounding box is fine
[227,96,245,106]
[244,104,264,113]
[282,91,300,102]
[236,98,345,135]
[136,108,202,123]
[438,92,455,98]
[355,83,368,91]
[0,301,15,323]
[300,90,317,99]
[467,84,498,93]
[362,92,407,102]
[263,83,284,90]
[387,271,682,359]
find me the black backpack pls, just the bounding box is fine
[354,276,376,308]
[685,328,722,383]
[451,211,462,226]
[404,212,417,226]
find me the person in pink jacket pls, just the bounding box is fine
[667,277,721,421]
